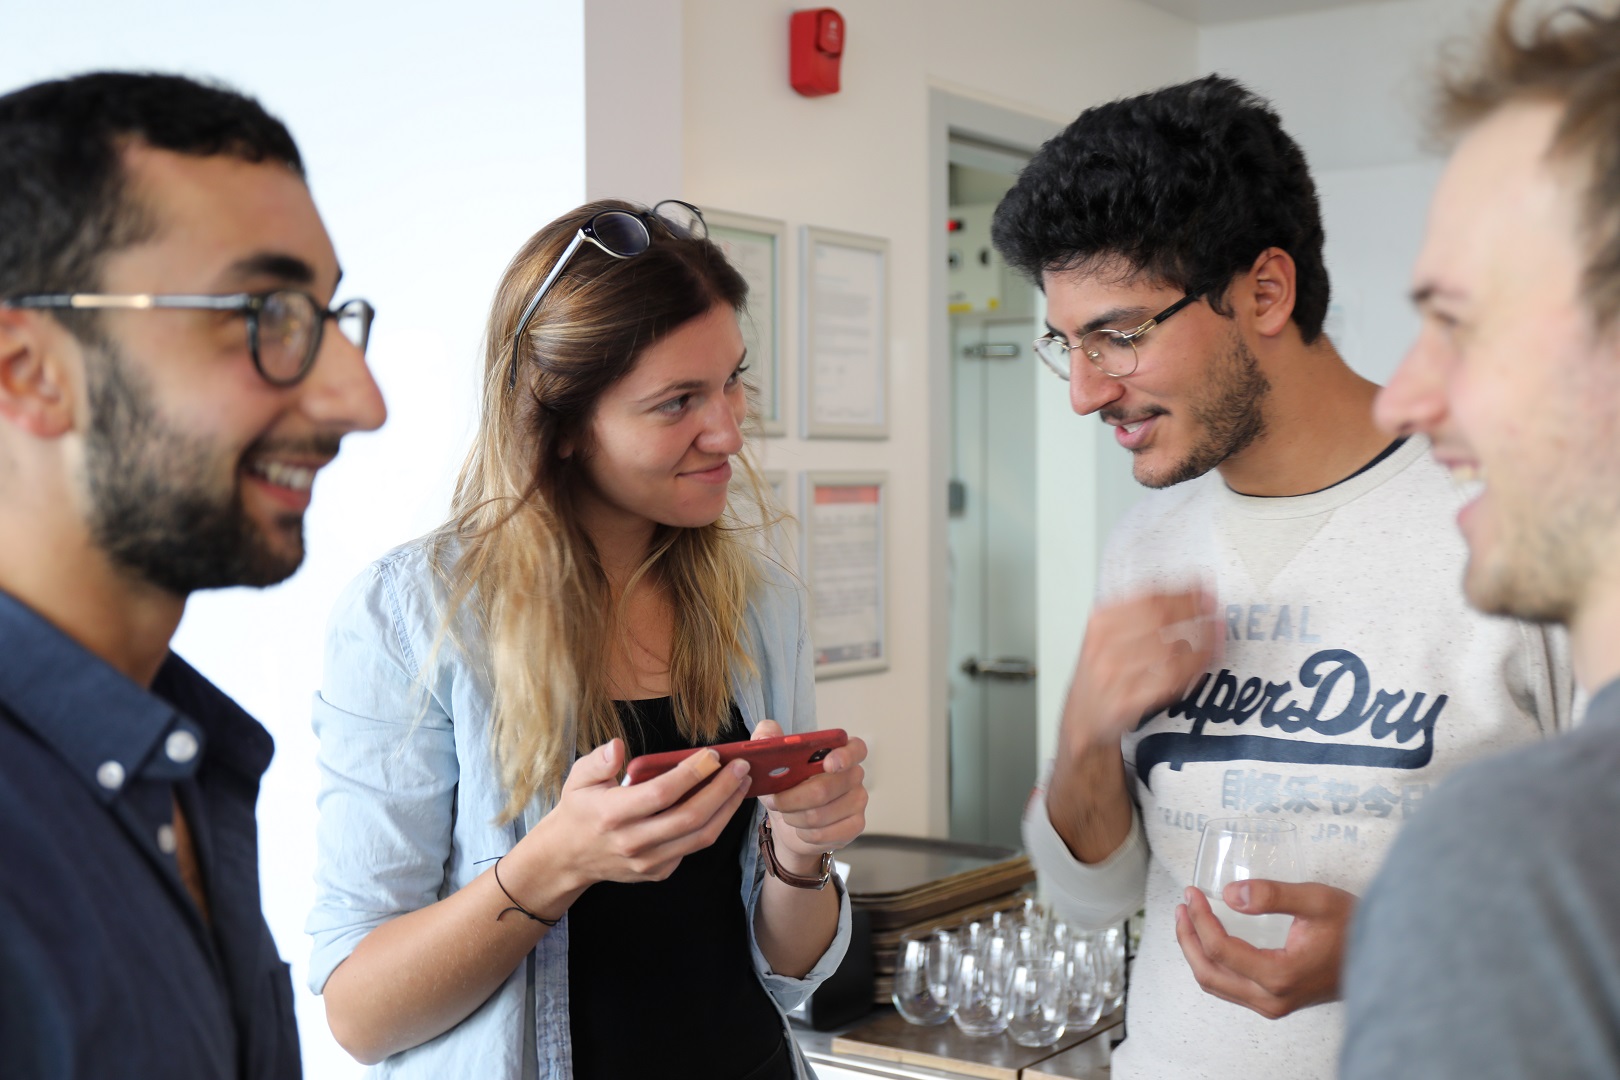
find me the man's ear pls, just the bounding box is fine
[1246,247,1298,339]
[0,309,80,438]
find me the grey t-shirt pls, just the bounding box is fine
[1341,677,1620,1079]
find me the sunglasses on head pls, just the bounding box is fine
[505,199,706,391]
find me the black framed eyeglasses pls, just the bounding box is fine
[3,289,374,388]
[505,199,707,391]
[1035,293,1201,379]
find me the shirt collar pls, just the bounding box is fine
[0,590,271,804]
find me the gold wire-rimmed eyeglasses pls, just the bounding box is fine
[1034,293,1201,379]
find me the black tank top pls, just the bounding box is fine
[567,698,793,1079]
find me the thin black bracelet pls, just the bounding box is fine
[473,855,562,926]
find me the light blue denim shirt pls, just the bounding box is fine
[306,538,850,1079]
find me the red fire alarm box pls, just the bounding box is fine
[790,8,844,97]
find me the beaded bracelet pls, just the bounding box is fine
[473,855,562,926]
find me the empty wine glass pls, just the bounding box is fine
[1096,926,1126,1013]
[1007,960,1069,1047]
[892,928,958,1026]
[1047,919,1075,961]
[951,948,1014,1038]
[1019,895,1045,932]
[1064,936,1104,1031]
[964,917,1016,970]
[1015,924,1050,966]
[1191,817,1301,949]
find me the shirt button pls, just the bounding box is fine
[157,824,178,855]
[96,761,125,791]
[165,729,199,764]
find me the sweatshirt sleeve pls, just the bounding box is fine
[1022,759,1149,930]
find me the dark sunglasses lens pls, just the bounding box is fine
[590,211,651,257]
[653,200,706,240]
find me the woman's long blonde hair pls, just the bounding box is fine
[431,200,772,823]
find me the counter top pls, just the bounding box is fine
[793,1007,1118,1080]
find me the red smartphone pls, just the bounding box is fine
[624,728,848,799]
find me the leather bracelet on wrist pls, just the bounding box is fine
[758,816,833,890]
[474,855,563,925]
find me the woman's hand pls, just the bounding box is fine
[751,720,868,870]
[749,720,865,977]
[509,737,753,908]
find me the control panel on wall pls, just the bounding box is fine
[946,203,1011,315]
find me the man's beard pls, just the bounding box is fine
[1134,332,1270,490]
[83,343,314,596]
[1467,491,1609,627]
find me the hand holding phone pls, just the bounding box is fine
[746,718,868,877]
[524,736,753,898]
[625,728,849,799]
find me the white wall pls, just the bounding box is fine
[4,3,588,1076]
[1199,0,1494,383]
[681,0,1199,836]
[586,0,684,201]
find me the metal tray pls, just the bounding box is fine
[841,833,1026,900]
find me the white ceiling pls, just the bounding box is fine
[1140,0,1385,24]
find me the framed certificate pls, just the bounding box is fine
[708,210,785,436]
[803,472,887,678]
[801,227,888,439]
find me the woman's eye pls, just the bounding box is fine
[657,394,691,415]
[727,364,750,386]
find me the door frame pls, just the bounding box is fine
[926,90,1061,835]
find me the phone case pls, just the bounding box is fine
[624,728,848,798]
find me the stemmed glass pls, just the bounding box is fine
[1191,817,1301,949]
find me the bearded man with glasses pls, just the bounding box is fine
[991,74,1574,1080]
[0,72,385,1078]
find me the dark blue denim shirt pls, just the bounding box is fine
[0,590,299,1079]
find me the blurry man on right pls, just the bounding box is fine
[1341,3,1620,1075]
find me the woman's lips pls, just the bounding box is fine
[683,460,733,485]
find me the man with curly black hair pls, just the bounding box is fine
[998,75,1573,1079]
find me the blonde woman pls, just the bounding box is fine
[307,200,868,1079]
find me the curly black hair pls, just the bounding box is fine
[991,74,1329,343]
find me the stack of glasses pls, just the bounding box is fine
[889,900,1126,1048]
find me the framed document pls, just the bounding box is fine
[708,211,785,436]
[801,227,888,439]
[803,472,887,678]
